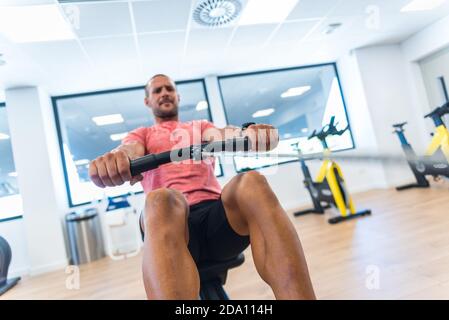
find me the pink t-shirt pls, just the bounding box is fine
[122,119,222,206]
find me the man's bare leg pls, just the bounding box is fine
[222,171,316,300]
[141,188,200,299]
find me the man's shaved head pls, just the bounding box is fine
[144,74,175,98]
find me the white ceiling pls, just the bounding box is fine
[1,0,449,98]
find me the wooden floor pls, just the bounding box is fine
[2,182,449,300]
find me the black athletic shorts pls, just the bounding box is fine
[140,198,250,265]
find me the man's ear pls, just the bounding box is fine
[144,97,150,107]
[177,94,180,103]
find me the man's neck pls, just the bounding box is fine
[155,116,178,125]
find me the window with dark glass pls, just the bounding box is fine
[53,80,218,207]
[0,103,22,221]
[218,63,354,172]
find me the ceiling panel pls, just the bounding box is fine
[138,31,186,57]
[186,27,234,52]
[303,15,359,42]
[133,0,192,33]
[287,0,341,20]
[18,40,90,73]
[81,35,144,87]
[17,40,105,93]
[1,0,449,97]
[330,0,410,17]
[62,2,133,39]
[138,31,185,77]
[270,19,320,45]
[0,34,45,90]
[0,0,53,5]
[183,26,234,66]
[230,24,277,48]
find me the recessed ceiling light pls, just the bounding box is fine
[281,86,311,98]
[239,0,299,25]
[110,132,128,142]
[401,0,447,12]
[196,100,209,111]
[0,133,10,140]
[252,108,275,118]
[8,172,18,177]
[301,128,309,133]
[0,4,76,43]
[92,114,124,126]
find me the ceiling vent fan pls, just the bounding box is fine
[193,0,242,28]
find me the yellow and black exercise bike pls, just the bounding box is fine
[392,102,449,191]
[292,117,371,224]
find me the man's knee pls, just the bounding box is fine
[239,171,268,188]
[143,188,188,225]
[223,171,270,208]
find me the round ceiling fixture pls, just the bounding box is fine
[193,0,242,28]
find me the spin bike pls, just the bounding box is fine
[293,117,371,224]
[129,136,250,300]
[392,102,449,191]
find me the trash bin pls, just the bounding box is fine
[66,208,105,265]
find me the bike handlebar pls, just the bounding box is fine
[424,102,449,120]
[308,116,349,141]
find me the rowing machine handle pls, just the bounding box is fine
[129,136,251,177]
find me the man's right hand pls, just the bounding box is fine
[89,149,143,188]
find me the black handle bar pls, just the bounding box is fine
[130,137,251,176]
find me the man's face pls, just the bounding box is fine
[145,76,180,119]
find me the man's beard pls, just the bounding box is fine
[154,101,178,119]
[153,103,178,119]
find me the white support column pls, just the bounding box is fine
[5,86,68,275]
[204,76,227,127]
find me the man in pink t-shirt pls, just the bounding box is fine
[89,74,315,300]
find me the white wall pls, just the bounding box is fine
[401,13,449,134]
[5,87,68,276]
[350,45,430,187]
[401,14,449,63]
[419,46,449,108]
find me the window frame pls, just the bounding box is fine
[0,102,23,222]
[217,62,356,173]
[52,78,216,208]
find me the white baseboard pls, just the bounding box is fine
[29,259,69,276]
[8,266,31,279]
